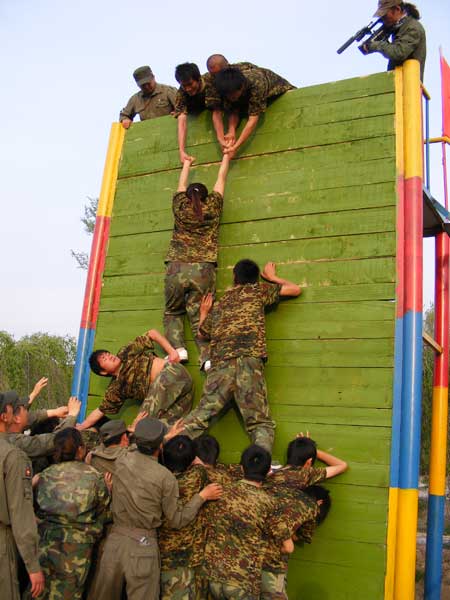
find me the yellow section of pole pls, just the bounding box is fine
[97,123,125,217]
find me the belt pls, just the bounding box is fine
[111,524,157,545]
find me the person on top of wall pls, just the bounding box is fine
[119,66,177,129]
[362,1,426,80]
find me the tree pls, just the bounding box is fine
[0,331,76,409]
[70,196,98,270]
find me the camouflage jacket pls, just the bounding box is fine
[98,334,156,415]
[200,282,281,365]
[165,191,223,264]
[159,464,208,570]
[36,461,110,544]
[119,83,177,122]
[218,66,294,116]
[173,74,213,116]
[201,479,290,597]
[369,15,426,80]
[205,62,260,110]
[264,465,327,493]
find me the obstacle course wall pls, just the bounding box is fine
[88,71,398,598]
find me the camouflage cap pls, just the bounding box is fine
[2,390,29,411]
[100,419,128,443]
[374,0,402,17]
[135,417,167,449]
[133,66,154,86]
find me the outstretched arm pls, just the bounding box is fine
[224,115,259,155]
[261,262,301,297]
[28,377,49,404]
[316,449,348,479]
[212,109,227,150]
[177,156,194,192]
[224,111,240,147]
[77,407,104,430]
[213,154,232,196]
[147,329,180,363]
[177,114,195,164]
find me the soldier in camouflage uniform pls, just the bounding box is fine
[363,1,426,79]
[183,260,301,451]
[78,329,193,430]
[159,435,209,600]
[119,66,177,129]
[201,445,292,599]
[33,427,110,600]
[209,64,295,156]
[164,152,232,369]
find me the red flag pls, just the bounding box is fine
[441,50,450,138]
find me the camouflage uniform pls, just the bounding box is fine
[159,464,209,600]
[119,83,177,122]
[164,190,223,366]
[35,461,110,600]
[209,66,295,116]
[366,15,426,79]
[200,479,290,599]
[183,282,281,451]
[98,334,193,423]
[0,434,40,600]
[205,62,259,111]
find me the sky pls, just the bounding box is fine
[0,0,449,340]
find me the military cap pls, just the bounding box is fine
[2,390,29,411]
[100,419,128,443]
[133,66,154,86]
[374,0,402,17]
[135,417,167,449]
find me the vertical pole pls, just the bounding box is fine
[71,123,125,420]
[394,59,423,600]
[424,141,449,599]
[425,96,430,189]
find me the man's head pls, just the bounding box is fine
[206,54,229,75]
[162,435,195,473]
[89,350,121,377]
[193,434,220,467]
[100,419,129,448]
[133,65,156,95]
[241,444,271,482]
[374,0,406,26]
[175,63,202,96]
[2,391,29,432]
[214,67,246,102]
[0,393,14,429]
[135,417,167,455]
[287,437,318,468]
[304,485,331,524]
[53,427,85,463]
[233,259,260,285]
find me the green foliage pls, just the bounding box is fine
[0,331,76,409]
[70,196,98,270]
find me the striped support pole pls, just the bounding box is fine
[71,123,125,420]
[385,65,405,600]
[394,59,424,600]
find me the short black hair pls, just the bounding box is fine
[304,485,331,524]
[162,435,196,473]
[53,428,84,463]
[89,350,109,376]
[287,437,317,467]
[215,67,246,96]
[175,62,201,84]
[194,435,220,466]
[241,444,271,482]
[104,432,127,448]
[233,259,260,284]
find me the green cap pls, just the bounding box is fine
[135,417,167,449]
[133,66,154,86]
[2,390,28,411]
[374,0,401,17]
[100,419,128,443]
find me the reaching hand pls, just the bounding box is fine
[128,411,149,433]
[104,472,113,494]
[199,483,222,501]
[297,431,311,439]
[167,349,181,364]
[29,571,45,598]
[224,131,236,147]
[49,406,69,419]
[223,144,238,156]
[165,419,185,441]
[180,152,195,165]
[29,377,49,404]
[67,397,82,418]
[200,293,214,319]
[261,261,277,281]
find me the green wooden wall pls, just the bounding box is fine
[88,71,397,599]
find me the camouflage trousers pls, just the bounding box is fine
[164,262,216,366]
[183,357,275,452]
[209,580,257,599]
[160,566,196,600]
[260,570,288,599]
[38,536,93,600]
[142,361,193,425]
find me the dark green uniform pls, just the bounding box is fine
[367,15,426,79]
[98,335,193,423]
[6,415,77,459]
[164,190,224,366]
[35,461,110,600]
[183,282,281,450]
[0,434,40,600]
[119,83,177,122]
[91,448,205,600]
[201,479,289,599]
